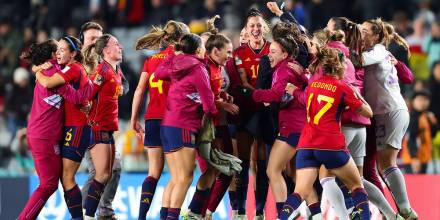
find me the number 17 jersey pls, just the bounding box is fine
[298,75,363,150]
[143,46,174,120]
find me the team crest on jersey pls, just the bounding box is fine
[235,56,242,65]
[43,94,62,109]
[186,93,202,103]
[255,58,260,62]
[94,74,103,85]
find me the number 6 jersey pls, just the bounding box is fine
[298,75,363,150]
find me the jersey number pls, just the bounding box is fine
[149,73,164,94]
[306,93,334,125]
[64,128,73,146]
[250,65,259,79]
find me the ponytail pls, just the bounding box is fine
[204,15,232,53]
[83,43,98,75]
[309,47,345,78]
[135,20,189,50]
[331,17,363,67]
[135,26,167,50]
[206,15,220,35]
[384,22,410,58]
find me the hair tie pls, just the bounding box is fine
[64,37,80,52]
[338,51,344,60]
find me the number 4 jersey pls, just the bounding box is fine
[298,75,363,150]
[143,46,174,120]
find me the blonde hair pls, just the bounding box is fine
[202,15,232,54]
[309,47,345,78]
[384,22,410,58]
[135,20,189,50]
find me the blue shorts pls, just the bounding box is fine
[277,132,300,147]
[228,124,237,139]
[144,120,162,147]
[160,125,197,153]
[296,149,350,170]
[61,126,92,162]
[90,131,115,148]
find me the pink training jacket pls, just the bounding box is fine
[253,58,307,135]
[28,60,93,140]
[155,54,217,132]
[326,41,371,126]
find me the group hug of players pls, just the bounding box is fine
[19,1,419,220]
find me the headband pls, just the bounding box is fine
[64,37,80,52]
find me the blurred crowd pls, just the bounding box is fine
[0,0,440,176]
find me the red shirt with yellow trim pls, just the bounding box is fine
[298,76,363,151]
[58,62,89,126]
[143,46,174,120]
[233,41,270,88]
[89,61,123,131]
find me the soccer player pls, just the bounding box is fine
[185,17,237,219]
[233,8,271,218]
[280,47,373,220]
[34,36,91,220]
[361,18,418,219]
[323,17,402,220]
[130,20,189,220]
[250,33,309,218]
[154,33,217,220]
[18,39,92,220]
[79,22,127,220]
[83,34,124,220]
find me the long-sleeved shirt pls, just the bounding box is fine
[363,44,407,115]
[252,58,307,135]
[155,54,217,132]
[28,61,93,140]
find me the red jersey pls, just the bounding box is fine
[233,41,270,88]
[298,76,363,151]
[207,57,223,99]
[207,57,224,125]
[89,61,123,131]
[143,46,174,120]
[58,62,89,126]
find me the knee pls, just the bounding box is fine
[149,166,163,179]
[176,171,193,186]
[61,172,76,186]
[266,165,278,180]
[40,180,59,194]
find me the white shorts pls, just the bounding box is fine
[373,109,409,151]
[342,125,366,166]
